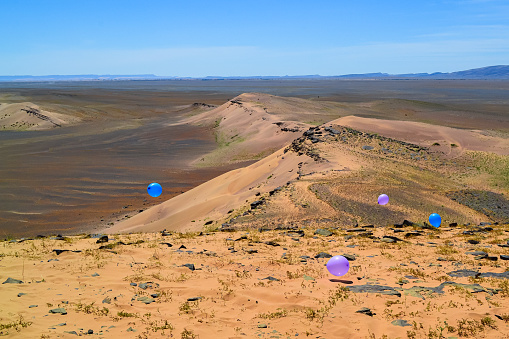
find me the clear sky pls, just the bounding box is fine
[2,0,508,76]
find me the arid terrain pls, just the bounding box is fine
[0,80,508,338]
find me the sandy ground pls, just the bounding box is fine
[1,224,509,338]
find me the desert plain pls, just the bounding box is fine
[0,80,508,338]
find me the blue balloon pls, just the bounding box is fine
[147,183,162,197]
[429,213,441,228]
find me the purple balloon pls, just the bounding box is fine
[326,255,350,276]
[378,194,389,205]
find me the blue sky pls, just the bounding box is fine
[2,0,508,76]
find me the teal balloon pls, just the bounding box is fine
[147,183,162,197]
[429,213,441,227]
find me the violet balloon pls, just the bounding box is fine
[326,255,350,276]
[378,194,389,205]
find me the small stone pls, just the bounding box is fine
[29,305,38,308]
[303,275,315,281]
[315,229,332,236]
[356,307,375,316]
[342,254,356,261]
[262,276,280,281]
[392,319,412,327]
[87,329,93,334]
[187,297,202,302]
[258,324,268,328]
[49,308,67,315]
[137,296,155,304]
[182,263,195,271]
[130,283,137,286]
[467,239,480,245]
[17,293,27,297]
[102,297,111,304]
[127,327,136,332]
[315,252,332,259]
[2,277,23,284]
[500,255,509,260]
[96,235,109,244]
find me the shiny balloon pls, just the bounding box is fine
[429,213,441,228]
[326,255,350,277]
[378,194,389,205]
[147,183,162,197]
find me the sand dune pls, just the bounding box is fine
[103,147,326,234]
[0,102,79,131]
[332,115,509,157]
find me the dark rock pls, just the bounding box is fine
[17,293,26,297]
[87,329,93,334]
[465,251,488,257]
[53,249,69,255]
[347,285,401,297]
[96,235,109,244]
[393,223,404,228]
[500,255,509,260]
[262,276,280,281]
[130,283,137,286]
[382,235,404,242]
[179,245,187,249]
[449,222,458,227]
[234,236,247,241]
[187,297,202,302]
[342,254,356,261]
[204,220,213,225]
[29,305,38,308]
[150,293,160,298]
[49,308,67,315]
[404,232,422,238]
[2,277,23,284]
[356,307,375,316]
[102,297,111,304]
[447,269,480,278]
[139,282,153,289]
[391,319,412,327]
[362,145,374,150]
[246,249,258,254]
[315,252,332,259]
[264,241,280,247]
[484,256,498,261]
[182,263,195,271]
[161,229,171,236]
[250,200,264,209]
[467,239,480,244]
[258,324,268,328]
[160,242,173,247]
[402,220,416,227]
[137,296,155,304]
[315,229,332,236]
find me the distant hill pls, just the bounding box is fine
[1,65,508,81]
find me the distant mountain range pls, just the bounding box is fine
[1,65,509,82]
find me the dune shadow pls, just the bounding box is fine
[329,279,354,284]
